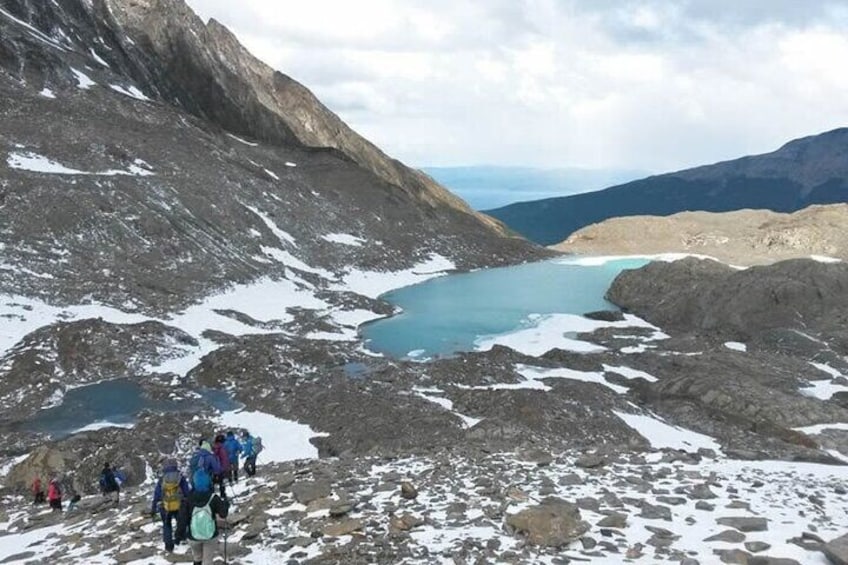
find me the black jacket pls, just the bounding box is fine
[176,490,230,541]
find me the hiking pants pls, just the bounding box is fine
[228,459,239,482]
[244,455,257,477]
[189,539,217,565]
[33,491,45,504]
[49,498,62,511]
[161,510,179,551]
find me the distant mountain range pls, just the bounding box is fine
[484,128,848,245]
[423,166,647,210]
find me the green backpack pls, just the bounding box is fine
[190,496,216,541]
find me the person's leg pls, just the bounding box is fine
[201,540,216,565]
[233,460,239,482]
[190,540,203,565]
[162,512,174,551]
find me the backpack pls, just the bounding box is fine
[190,497,217,541]
[192,468,212,493]
[161,471,182,513]
[253,436,264,456]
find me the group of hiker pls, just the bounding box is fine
[31,463,123,512]
[150,429,264,563]
[28,427,264,564]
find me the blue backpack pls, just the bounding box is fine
[192,468,212,493]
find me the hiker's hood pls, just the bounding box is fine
[200,441,212,452]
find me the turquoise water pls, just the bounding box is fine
[26,379,240,438]
[362,257,648,359]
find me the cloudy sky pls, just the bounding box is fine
[186,0,848,173]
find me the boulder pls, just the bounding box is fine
[505,499,590,547]
[717,517,769,532]
[824,533,848,565]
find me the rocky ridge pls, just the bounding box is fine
[554,204,848,266]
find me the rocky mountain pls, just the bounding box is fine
[485,128,848,245]
[3,1,848,564]
[0,0,540,312]
[555,204,848,266]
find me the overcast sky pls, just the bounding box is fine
[186,0,848,173]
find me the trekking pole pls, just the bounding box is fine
[223,519,229,564]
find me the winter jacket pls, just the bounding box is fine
[223,436,242,463]
[151,464,190,515]
[213,442,230,474]
[32,478,42,495]
[47,481,61,501]
[100,468,119,492]
[190,447,222,476]
[242,436,254,458]
[176,490,230,541]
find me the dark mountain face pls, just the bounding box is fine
[0,0,543,311]
[484,128,848,245]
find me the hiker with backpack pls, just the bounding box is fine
[99,462,120,504]
[212,434,230,498]
[32,476,45,505]
[241,431,264,477]
[175,471,230,565]
[47,477,62,512]
[151,458,190,553]
[223,431,243,483]
[189,440,221,493]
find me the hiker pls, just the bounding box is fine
[67,494,82,512]
[32,477,45,505]
[241,431,262,477]
[212,434,230,498]
[47,477,62,512]
[223,431,243,483]
[151,458,190,553]
[189,440,221,492]
[175,473,230,565]
[99,462,120,504]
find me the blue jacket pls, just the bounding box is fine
[224,436,242,463]
[151,465,190,515]
[242,436,254,458]
[190,448,222,476]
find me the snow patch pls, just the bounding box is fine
[70,67,96,89]
[602,364,659,382]
[614,410,721,452]
[263,168,279,180]
[285,161,297,167]
[227,133,258,146]
[334,254,455,299]
[89,48,109,67]
[217,410,326,462]
[7,151,154,176]
[724,341,747,352]
[39,88,56,99]
[321,233,365,247]
[794,422,848,435]
[475,313,664,357]
[109,84,150,101]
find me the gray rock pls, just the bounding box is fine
[716,517,769,532]
[640,503,672,521]
[596,512,627,529]
[824,533,848,565]
[744,541,771,553]
[705,529,746,543]
[505,499,590,547]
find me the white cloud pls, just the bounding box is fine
[186,0,848,172]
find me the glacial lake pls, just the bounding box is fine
[362,257,649,359]
[24,379,240,438]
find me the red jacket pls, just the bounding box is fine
[32,478,42,495]
[47,480,61,501]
